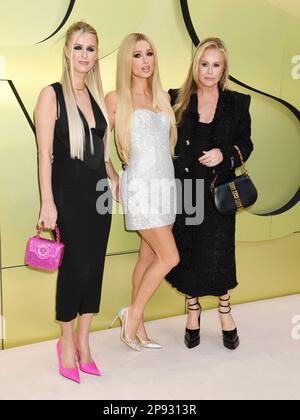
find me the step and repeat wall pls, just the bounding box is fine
[0,0,299,349]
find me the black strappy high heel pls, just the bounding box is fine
[185,296,201,349]
[218,297,240,350]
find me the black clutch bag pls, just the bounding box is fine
[210,145,258,215]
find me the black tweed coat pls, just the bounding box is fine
[166,88,254,297]
[169,88,253,183]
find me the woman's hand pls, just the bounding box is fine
[38,200,57,231]
[111,175,121,203]
[198,148,224,167]
[104,159,121,203]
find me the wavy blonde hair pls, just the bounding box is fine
[115,33,177,165]
[174,37,229,125]
[61,21,110,162]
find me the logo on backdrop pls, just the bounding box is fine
[180,0,300,216]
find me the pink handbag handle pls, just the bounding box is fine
[36,224,61,243]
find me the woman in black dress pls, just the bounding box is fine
[35,22,119,382]
[166,38,254,350]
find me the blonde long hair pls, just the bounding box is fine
[61,21,110,162]
[174,37,229,125]
[115,33,177,165]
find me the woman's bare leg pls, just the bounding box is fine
[218,292,237,331]
[126,225,179,340]
[186,296,202,329]
[60,320,77,369]
[131,237,155,340]
[75,313,94,364]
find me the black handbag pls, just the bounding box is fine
[210,145,258,215]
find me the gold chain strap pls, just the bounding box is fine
[233,145,248,176]
[210,145,248,191]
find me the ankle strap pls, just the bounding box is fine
[186,296,201,311]
[218,300,231,314]
[218,307,231,314]
[218,296,231,314]
[188,302,201,310]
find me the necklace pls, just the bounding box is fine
[74,86,86,92]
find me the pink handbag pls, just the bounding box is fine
[25,225,64,271]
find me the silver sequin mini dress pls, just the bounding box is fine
[121,110,177,231]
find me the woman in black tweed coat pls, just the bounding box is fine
[166,38,254,350]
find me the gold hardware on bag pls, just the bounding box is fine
[229,182,243,209]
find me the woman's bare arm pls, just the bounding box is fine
[34,86,57,230]
[104,91,120,202]
[105,90,117,130]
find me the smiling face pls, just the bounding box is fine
[64,31,98,74]
[198,47,225,89]
[131,40,155,79]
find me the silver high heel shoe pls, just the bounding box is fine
[111,308,142,352]
[136,334,163,349]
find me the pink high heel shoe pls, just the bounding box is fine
[57,340,80,383]
[76,350,101,376]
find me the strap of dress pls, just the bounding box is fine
[50,82,64,120]
[49,82,70,150]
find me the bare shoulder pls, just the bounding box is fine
[34,86,56,121]
[105,90,118,111]
[35,85,56,114]
[37,85,56,103]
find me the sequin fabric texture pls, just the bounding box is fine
[121,110,177,231]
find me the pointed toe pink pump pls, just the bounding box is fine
[57,340,80,383]
[76,351,102,376]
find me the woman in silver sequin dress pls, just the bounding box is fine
[121,109,176,231]
[106,33,179,351]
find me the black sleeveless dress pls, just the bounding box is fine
[51,82,112,322]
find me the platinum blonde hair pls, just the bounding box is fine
[115,33,177,165]
[61,21,110,162]
[174,37,229,125]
